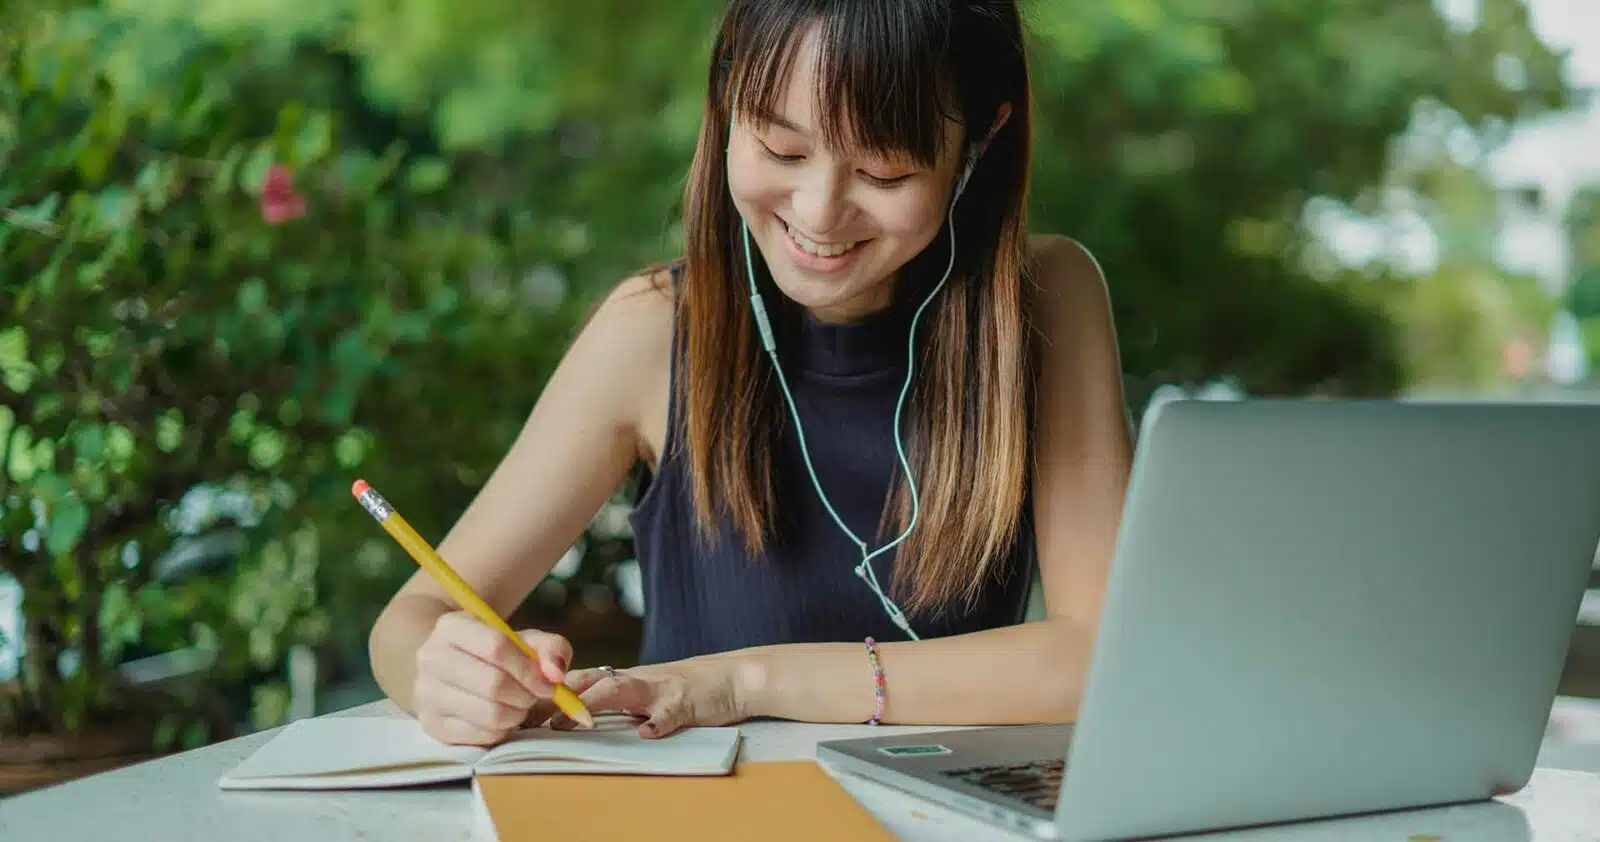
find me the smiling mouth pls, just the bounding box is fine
[782,219,863,258]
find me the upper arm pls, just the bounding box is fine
[1027,234,1134,632]
[391,270,675,618]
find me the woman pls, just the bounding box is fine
[368,0,1134,746]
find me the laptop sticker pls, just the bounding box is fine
[877,744,952,757]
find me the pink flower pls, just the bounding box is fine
[261,164,307,225]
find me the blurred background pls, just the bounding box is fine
[2,0,1598,794]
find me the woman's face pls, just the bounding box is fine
[725,27,969,324]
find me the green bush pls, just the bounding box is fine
[0,3,588,742]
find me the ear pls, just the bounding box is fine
[975,102,1013,159]
[955,152,979,198]
[954,103,1013,200]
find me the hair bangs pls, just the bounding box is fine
[726,1,959,168]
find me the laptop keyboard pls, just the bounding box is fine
[941,758,1065,810]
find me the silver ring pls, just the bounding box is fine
[599,665,619,681]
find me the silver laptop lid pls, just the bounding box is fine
[1055,399,1600,842]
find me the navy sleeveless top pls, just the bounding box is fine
[626,263,1036,664]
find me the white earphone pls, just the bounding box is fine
[731,107,980,640]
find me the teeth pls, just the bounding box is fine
[786,223,858,258]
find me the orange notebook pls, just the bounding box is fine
[471,760,896,841]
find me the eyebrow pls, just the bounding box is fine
[751,107,808,135]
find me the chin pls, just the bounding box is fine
[754,221,891,319]
[767,273,864,314]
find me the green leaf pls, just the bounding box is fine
[183,720,210,749]
[0,326,28,370]
[241,142,276,195]
[406,157,450,193]
[238,277,269,313]
[392,312,430,341]
[47,495,90,556]
[106,424,135,462]
[248,428,286,470]
[93,187,138,233]
[296,112,333,163]
[71,423,106,463]
[156,409,184,453]
[75,132,115,183]
[136,160,175,210]
[13,193,61,229]
[316,387,357,425]
[152,717,179,752]
[2,367,36,394]
[210,145,245,197]
[34,470,72,503]
[334,429,369,468]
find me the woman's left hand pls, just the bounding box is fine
[550,659,748,739]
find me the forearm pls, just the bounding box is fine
[368,592,454,715]
[727,619,1092,726]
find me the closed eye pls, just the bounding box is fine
[760,141,915,188]
[759,142,803,164]
[862,172,913,188]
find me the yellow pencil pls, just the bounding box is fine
[351,478,594,729]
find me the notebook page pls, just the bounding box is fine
[476,721,741,776]
[219,717,487,789]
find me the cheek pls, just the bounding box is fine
[862,192,948,242]
[726,148,786,213]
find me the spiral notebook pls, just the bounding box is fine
[217,716,742,790]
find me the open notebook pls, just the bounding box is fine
[217,715,742,790]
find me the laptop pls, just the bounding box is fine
[817,399,1600,841]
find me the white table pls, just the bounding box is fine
[2,700,1598,842]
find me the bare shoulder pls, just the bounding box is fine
[589,265,676,335]
[1024,231,1130,452]
[1026,233,1111,325]
[574,264,677,465]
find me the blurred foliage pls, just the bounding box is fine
[1565,186,1600,370]
[0,0,587,740]
[0,0,1579,745]
[1338,151,1563,390]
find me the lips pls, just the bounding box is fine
[784,220,860,258]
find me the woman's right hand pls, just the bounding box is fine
[411,610,574,746]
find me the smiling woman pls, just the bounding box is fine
[717,12,1008,324]
[368,0,1135,748]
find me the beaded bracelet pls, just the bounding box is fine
[864,636,886,725]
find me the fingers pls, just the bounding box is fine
[522,698,559,729]
[435,612,569,695]
[577,669,655,712]
[418,710,512,747]
[561,667,612,695]
[550,669,652,730]
[640,697,689,739]
[413,613,580,745]
[418,642,538,708]
[417,678,531,735]
[518,629,573,685]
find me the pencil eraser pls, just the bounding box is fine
[352,479,370,498]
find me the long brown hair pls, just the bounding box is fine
[674,0,1036,619]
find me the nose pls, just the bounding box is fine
[789,170,853,236]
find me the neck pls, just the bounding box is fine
[803,272,899,325]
